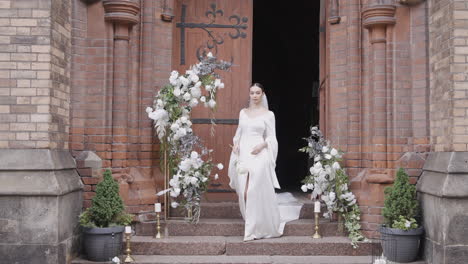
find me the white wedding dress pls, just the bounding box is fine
[228,109,302,241]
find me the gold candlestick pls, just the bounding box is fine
[312,212,322,239]
[155,212,162,239]
[124,232,134,263]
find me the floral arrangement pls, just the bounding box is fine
[147,52,231,223]
[299,126,366,247]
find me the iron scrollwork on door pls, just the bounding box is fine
[176,3,248,65]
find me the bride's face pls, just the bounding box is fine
[249,86,263,105]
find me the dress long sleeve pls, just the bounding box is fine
[228,110,243,189]
[264,111,281,189]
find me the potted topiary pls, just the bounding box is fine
[79,169,134,261]
[379,168,424,263]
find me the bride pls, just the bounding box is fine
[228,83,301,241]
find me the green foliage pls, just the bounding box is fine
[392,215,418,230]
[79,169,134,228]
[382,168,419,229]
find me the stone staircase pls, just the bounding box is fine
[72,195,425,264]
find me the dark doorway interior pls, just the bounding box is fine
[252,1,320,190]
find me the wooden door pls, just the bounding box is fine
[172,0,253,201]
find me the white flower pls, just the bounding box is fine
[194,81,202,88]
[332,161,341,170]
[208,99,216,108]
[170,123,180,132]
[200,96,206,103]
[145,107,153,114]
[405,220,411,228]
[112,256,121,264]
[322,146,329,153]
[329,192,336,201]
[330,148,338,156]
[183,92,191,101]
[171,201,179,208]
[218,82,224,89]
[214,174,219,180]
[214,79,221,87]
[314,156,321,162]
[301,185,308,192]
[179,76,190,87]
[217,163,224,170]
[179,159,192,172]
[189,73,199,83]
[205,85,212,91]
[189,98,198,107]
[190,151,199,159]
[170,189,179,197]
[180,116,188,123]
[190,87,202,98]
[190,177,198,185]
[207,52,213,57]
[325,154,332,160]
[201,177,208,182]
[173,88,181,97]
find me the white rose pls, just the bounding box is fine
[325,154,332,160]
[218,82,224,89]
[183,92,191,101]
[207,52,213,57]
[330,148,338,156]
[190,177,198,185]
[217,163,224,170]
[145,107,153,114]
[189,98,198,107]
[208,99,216,108]
[332,161,341,170]
[205,85,212,91]
[322,146,329,153]
[190,151,199,159]
[173,88,181,97]
[214,174,219,180]
[170,123,179,132]
[179,159,191,172]
[194,81,202,88]
[329,192,336,201]
[314,156,321,162]
[171,201,179,208]
[301,185,308,192]
[180,116,188,123]
[200,96,206,103]
[190,87,202,98]
[190,74,199,83]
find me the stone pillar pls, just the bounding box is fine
[0,0,83,262]
[102,0,140,169]
[362,4,396,179]
[418,0,468,263]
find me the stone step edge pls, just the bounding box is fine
[71,255,426,264]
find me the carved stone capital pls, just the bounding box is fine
[362,5,396,29]
[362,5,396,44]
[103,0,140,25]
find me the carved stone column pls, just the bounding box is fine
[103,0,140,168]
[355,5,396,212]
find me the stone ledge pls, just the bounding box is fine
[0,149,77,171]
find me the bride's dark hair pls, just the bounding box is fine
[251,82,264,92]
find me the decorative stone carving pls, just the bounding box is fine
[103,0,140,25]
[362,5,396,43]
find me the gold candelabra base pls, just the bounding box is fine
[312,212,322,239]
[124,233,134,263]
[155,212,162,239]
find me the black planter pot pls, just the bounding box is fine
[379,225,424,263]
[82,226,125,262]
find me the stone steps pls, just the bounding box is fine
[71,255,378,264]
[136,218,344,237]
[169,201,317,219]
[128,235,375,256]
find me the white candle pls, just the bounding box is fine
[155,203,161,212]
[125,226,131,234]
[314,201,321,213]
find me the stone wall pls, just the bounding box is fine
[0,0,82,263]
[418,0,468,263]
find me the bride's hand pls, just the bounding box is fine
[251,143,266,155]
